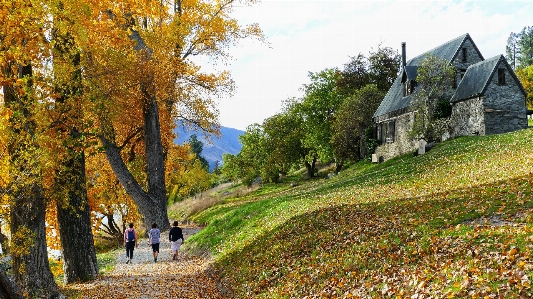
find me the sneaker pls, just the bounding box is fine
[126,259,129,264]
[154,257,157,263]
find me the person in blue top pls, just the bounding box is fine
[168,221,184,261]
[123,223,138,264]
[148,223,161,263]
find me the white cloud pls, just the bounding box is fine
[213,0,532,130]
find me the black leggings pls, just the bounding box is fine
[126,241,135,259]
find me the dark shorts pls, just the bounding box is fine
[151,243,160,253]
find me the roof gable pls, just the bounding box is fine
[451,55,527,102]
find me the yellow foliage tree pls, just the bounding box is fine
[516,65,533,108]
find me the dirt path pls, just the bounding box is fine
[69,226,228,299]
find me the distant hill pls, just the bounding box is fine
[173,125,243,171]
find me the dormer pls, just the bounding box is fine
[401,66,418,96]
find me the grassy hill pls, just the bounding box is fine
[181,128,533,298]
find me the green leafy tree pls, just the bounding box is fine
[506,32,520,69]
[507,26,533,69]
[221,153,242,183]
[336,54,369,97]
[235,124,268,186]
[337,46,401,96]
[331,84,384,168]
[410,54,456,142]
[262,109,307,182]
[367,45,402,92]
[298,69,342,173]
[517,26,533,68]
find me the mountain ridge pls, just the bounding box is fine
[173,125,243,171]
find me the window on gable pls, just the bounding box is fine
[462,48,467,62]
[498,68,506,85]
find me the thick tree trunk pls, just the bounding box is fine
[97,22,170,234]
[0,267,23,299]
[5,64,59,298]
[143,90,170,229]
[100,129,170,233]
[55,148,98,283]
[10,189,57,297]
[52,19,98,283]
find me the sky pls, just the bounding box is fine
[204,0,532,131]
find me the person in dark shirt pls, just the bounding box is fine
[123,223,138,264]
[169,220,184,261]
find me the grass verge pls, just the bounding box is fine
[186,129,533,298]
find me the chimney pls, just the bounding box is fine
[401,42,406,68]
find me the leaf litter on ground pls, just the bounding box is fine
[66,226,228,299]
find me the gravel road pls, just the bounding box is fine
[70,226,229,299]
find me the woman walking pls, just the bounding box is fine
[169,221,184,261]
[123,223,138,264]
[148,223,161,263]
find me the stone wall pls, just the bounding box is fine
[374,111,418,161]
[450,96,485,137]
[482,66,527,134]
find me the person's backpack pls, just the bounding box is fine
[127,229,135,242]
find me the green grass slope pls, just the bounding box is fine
[187,129,533,298]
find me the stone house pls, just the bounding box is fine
[372,33,528,161]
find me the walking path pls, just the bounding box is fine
[70,226,228,299]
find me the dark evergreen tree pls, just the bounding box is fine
[188,134,209,170]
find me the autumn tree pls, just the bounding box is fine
[516,65,533,108]
[49,2,98,283]
[86,153,141,243]
[0,0,61,296]
[87,0,263,232]
[166,143,211,202]
[409,54,455,142]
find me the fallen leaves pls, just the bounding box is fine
[66,236,227,299]
[186,129,533,298]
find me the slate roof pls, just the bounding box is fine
[406,33,475,67]
[374,33,482,119]
[451,55,527,102]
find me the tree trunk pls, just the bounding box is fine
[5,64,60,298]
[0,267,23,299]
[304,156,317,179]
[100,129,170,233]
[143,89,170,229]
[55,148,98,283]
[52,19,98,283]
[97,22,170,235]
